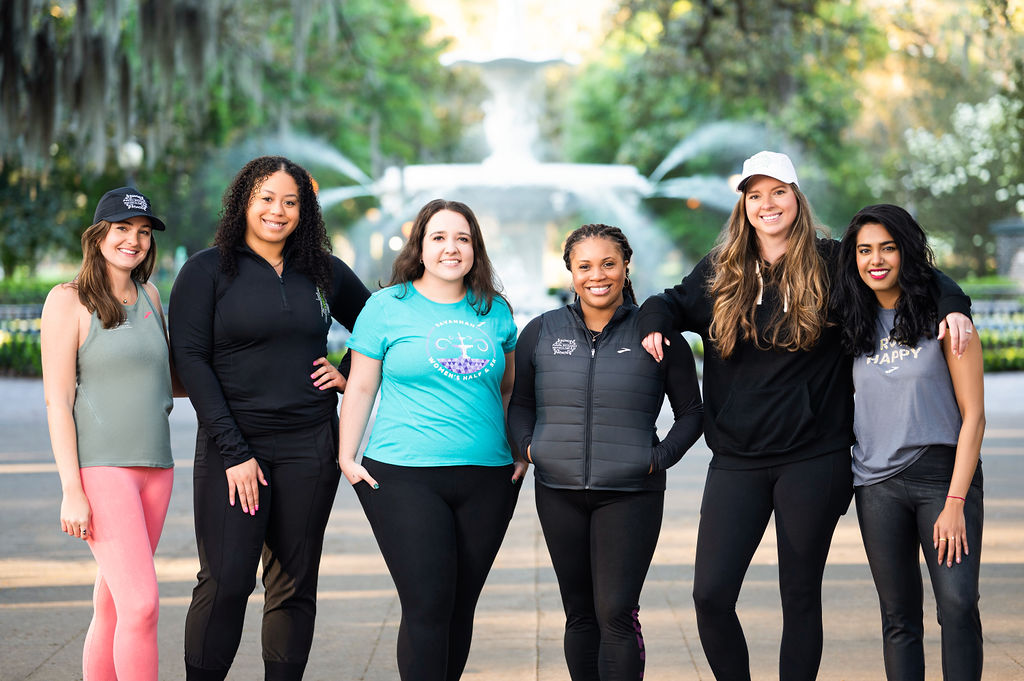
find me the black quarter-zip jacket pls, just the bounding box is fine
[169,245,370,468]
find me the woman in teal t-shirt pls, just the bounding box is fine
[339,198,527,681]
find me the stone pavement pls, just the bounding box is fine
[1,374,1022,680]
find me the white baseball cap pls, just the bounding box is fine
[736,151,799,190]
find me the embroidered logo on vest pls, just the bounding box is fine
[552,338,576,355]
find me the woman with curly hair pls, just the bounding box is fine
[638,151,974,681]
[339,198,524,681]
[42,187,176,681]
[508,223,703,680]
[834,204,984,681]
[169,156,370,680]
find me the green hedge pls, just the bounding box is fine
[0,278,62,304]
[979,327,1024,372]
[0,332,42,376]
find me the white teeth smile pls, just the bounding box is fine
[869,269,889,279]
[588,286,611,294]
[118,248,139,255]
[441,259,460,265]
[760,212,782,223]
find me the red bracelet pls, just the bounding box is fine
[947,495,966,502]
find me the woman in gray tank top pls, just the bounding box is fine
[834,204,985,681]
[41,187,177,681]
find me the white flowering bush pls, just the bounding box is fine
[900,95,1024,216]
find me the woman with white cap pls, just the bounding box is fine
[41,187,177,681]
[637,151,974,681]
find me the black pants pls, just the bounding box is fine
[856,447,984,681]
[355,457,520,681]
[535,483,664,681]
[184,419,341,681]
[691,449,853,681]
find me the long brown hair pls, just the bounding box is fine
[708,183,829,358]
[72,220,158,329]
[388,198,509,315]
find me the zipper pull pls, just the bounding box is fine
[591,347,595,358]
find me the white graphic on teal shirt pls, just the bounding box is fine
[428,319,496,380]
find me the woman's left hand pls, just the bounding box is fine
[311,357,346,392]
[511,458,529,484]
[938,312,975,358]
[933,499,969,567]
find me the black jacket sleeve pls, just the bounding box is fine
[932,269,971,320]
[168,254,253,468]
[651,336,704,472]
[327,257,372,381]
[638,255,713,338]
[507,315,542,459]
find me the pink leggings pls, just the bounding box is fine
[80,466,174,681]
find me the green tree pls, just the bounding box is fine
[1,1,478,271]
[557,0,887,256]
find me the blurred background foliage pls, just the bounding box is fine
[0,0,1022,280]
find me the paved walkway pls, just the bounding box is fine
[1,375,1022,680]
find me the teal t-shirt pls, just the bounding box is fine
[346,284,517,467]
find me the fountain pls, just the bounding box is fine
[277,3,774,322]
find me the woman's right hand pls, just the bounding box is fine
[226,457,268,515]
[60,488,92,540]
[340,458,379,489]
[641,331,669,362]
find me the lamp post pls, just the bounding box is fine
[117,140,144,187]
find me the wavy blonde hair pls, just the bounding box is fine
[708,184,829,358]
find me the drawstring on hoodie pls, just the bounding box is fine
[755,261,789,313]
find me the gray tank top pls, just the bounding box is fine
[851,308,961,486]
[75,282,173,468]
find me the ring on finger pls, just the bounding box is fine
[938,538,948,542]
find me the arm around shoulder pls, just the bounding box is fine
[651,335,704,472]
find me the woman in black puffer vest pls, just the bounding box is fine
[508,224,703,681]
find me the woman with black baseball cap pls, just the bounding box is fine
[41,186,176,681]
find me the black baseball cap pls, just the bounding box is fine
[92,187,166,231]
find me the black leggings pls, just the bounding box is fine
[691,450,853,681]
[535,483,664,681]
[355,458,521,681]
[184,420,341,681]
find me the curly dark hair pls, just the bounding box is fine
[834,203,938,356]
[213,156,332,291]
[562,223,636,304]
[388,198,509,315]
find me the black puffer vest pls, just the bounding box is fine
[530,303,666,490]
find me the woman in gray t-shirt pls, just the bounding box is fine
[833,203,985,681]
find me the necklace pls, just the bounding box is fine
[589,328,602,343]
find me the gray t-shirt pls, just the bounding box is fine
[851,308,961,486]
